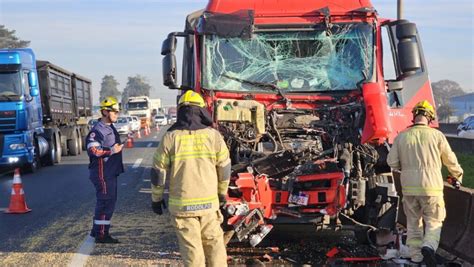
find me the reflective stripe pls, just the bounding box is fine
[94,219,111,225]
[403,187,443,193]
[216,149,229,161]
[168,196,218,206]
[87,142,101,149]
[171,152,216,162]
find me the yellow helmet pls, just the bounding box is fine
[412,100,435,120]
[178,90,205,108]
[100,96,120,112]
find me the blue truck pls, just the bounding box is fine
[0,48,92,172]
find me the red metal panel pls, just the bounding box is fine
[206,0,373,16]
[296,172,344,183]
[361,82,392,144]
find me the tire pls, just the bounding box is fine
[55,133,62,164]
[68,129,80,156]
[76,129,82,155]
[42,137,56,166]
[25,138,41,173]
[61,134,68,157]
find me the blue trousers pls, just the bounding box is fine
[90,175,117,238]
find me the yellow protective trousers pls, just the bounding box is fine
[402,195,446,262]
[171,210,227,267]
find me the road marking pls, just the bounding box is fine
[68,235,95,267]
[139,188,152,193]
[147,143,152,147]
[132,158,143,169]
[153,135,158,139]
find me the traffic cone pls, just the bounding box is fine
[126,134,134,148]
[5,168,31,214]
[156,125,160,132]
[135,129,141,139]
[144,126,149,136]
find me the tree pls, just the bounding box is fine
[431,80,465,107]
[0,25,30,48]
[99,75,121,101]
[121,75,152,104]
[437,104,455,123]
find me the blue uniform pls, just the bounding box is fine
[86,120,124,238]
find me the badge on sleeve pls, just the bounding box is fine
[89,132,96,141]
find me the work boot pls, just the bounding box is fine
[421,246,437,267]
[95,235,120,244]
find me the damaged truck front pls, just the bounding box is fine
[161,0,436,247]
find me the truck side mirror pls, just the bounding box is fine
[395,21,421,76]
[28,71,39,97]
[161,35,177,55]
[163,53,178,89]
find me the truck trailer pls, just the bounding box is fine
[161,0,437,247]
[0,49,92,172]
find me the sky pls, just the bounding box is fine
[0,0,472,105]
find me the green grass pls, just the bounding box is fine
[442,153,474,189]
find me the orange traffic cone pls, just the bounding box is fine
[5,168,31,214]
[135,130,141,139]
[126,134,134,148]
[144,127,149,136]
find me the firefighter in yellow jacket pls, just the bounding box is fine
[151,90,231,267]
[387,100,463,266]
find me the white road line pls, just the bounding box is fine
[68,235,95,267]
[143,179,151,182]
[153,135,158,139]
[132,158,143,169]
[147,143,152,147]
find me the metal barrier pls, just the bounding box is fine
[393,172,474,263]
[446,136,474,155]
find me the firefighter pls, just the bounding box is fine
[387,100,463,266]
[86,96,124,243]
[151,90,231,267]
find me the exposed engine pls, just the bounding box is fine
[215,99,399,246]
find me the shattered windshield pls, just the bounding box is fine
[202,23,374,92]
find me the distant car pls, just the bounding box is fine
[115,117,131,135]
[168,114,177,124]
[458,121,474,139]
[155,115,168,126]
[130,116,140,132]
[457,115,474,134]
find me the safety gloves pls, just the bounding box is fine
[447,176,461,190]
[152,200,167,215]
[218,194,227,208]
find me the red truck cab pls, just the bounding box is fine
[161,0,436,246]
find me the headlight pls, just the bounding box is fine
[9,143,26,150]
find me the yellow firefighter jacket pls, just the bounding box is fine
[387,124,463,196]
[151,128,231,217]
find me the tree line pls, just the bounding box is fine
[0,24,469,119]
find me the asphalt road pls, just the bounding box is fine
[0,127,180,266]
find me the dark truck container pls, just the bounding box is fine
[37,61,91,160]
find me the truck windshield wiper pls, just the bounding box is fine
[222,73,288,102]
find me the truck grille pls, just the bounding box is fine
[0,111,17,132]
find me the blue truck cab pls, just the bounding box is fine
[0,48,45,172]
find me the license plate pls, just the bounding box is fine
[288,192,309,206]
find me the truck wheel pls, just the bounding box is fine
[25,139,41,173]
[55,134,62,163]
[76,129,82,155]
[68,130,80,156]
[61,134,68,157]
[42,137,56,166]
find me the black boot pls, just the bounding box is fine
[421,246,437,267]
[95,235,120,244]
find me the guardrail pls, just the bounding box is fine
[394,172,474,263]
[446,136,474,155]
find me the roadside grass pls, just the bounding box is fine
[442,153,474,189]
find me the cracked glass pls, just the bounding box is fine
[202,23,374,92]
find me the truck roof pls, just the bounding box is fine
[0,48,36,68]
[205,0,373,16]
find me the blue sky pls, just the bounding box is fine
[0,0,472,105]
